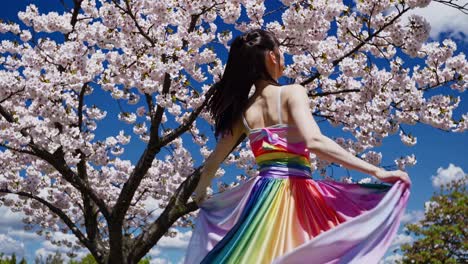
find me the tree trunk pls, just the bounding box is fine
[107,222,125,264]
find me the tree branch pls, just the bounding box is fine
[128,166,202,262]
[0,104,14,123]
[76,82,88,131]
[0,187,106,260]
[0,102,111,220]
[65,0,84,41]
[433,0,468,15]
[0,86,25,104]
[29,144,111,219]
[300,5,411,89]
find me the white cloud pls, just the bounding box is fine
[156,230,192,250]
[6,229,42,241]
[379,253,403,264]
[150,258,172,264]
[0,201,26,233]
[146,249,174,264]
[143,230,192,264]
[33,231,89,262]
[0,202,41,242]
[0,198,35,260]
[389,233,414,252]
[34,246,88,263]
[0,234,25,257]
[431,163,467,188]
[142,197,163,211]
[400,0,468,42]
[141,197,165,222]
[148,247,161,257]
[401,209,425,224]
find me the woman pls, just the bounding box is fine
[186,28,411,264]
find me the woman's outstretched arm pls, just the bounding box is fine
[285,84,411,186]
[193,116,247,203]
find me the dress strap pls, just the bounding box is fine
[242,112,252,132]
[277,86,283,124]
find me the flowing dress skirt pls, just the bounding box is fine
[184,175,410,264]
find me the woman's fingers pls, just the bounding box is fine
[375,170,411,187]
[192,193,207,206]
[402,173,412,187]
[399,171,411,187]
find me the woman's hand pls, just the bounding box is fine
[192,192,207,206]
[374,169,412,187]
[192,185,208,206]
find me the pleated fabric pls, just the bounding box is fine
[184,126,410,264]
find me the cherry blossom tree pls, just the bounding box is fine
[0,0,466,263]
[397,175,467,263]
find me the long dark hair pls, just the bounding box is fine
[206,28,281,140]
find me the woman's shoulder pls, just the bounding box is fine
[281,83,306,90]
[280,84,307,101]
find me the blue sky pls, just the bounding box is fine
[0,1,466,264]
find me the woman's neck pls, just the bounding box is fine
[253,79,280,96]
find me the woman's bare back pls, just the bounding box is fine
[242,84,306,144]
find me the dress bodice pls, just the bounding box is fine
[242,86,312,178]
[246,126,312,178]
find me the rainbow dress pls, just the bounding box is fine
[184,91,410,263]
